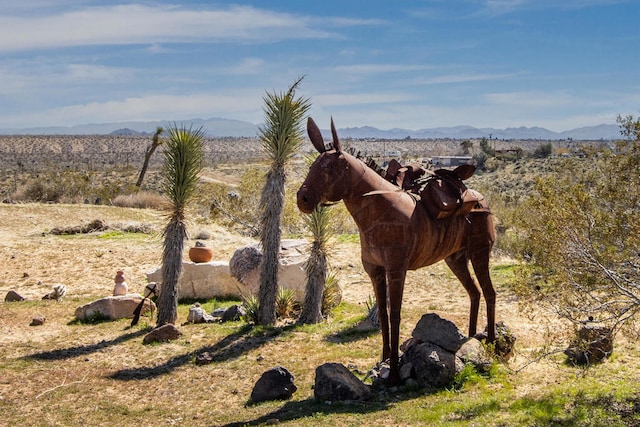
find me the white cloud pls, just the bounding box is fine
[0,5,337,52]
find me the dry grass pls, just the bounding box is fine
[1,203,639,426]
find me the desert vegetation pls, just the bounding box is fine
[0,116,639,425]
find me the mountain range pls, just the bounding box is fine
[0,118,621,140]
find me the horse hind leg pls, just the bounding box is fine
[470,247,496,342]
[445,251,481,338]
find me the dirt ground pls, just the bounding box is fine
[0,202,551,361]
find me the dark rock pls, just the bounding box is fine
[30,316,46,326]
[402,341,461,388]
[250,366,297,403]
[221,304,246,322]
[143,324,182,344]
[195,351,214,366]
[314,363,371,402]
[565,324,613,364]
[411,313,467,352]
[5,290,25,302]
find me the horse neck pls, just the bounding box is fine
[341,155,400,216]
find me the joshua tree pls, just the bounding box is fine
[135,126,164,189]
[298,202,331,324]
[257,76,311,325]
[155,124,204,327]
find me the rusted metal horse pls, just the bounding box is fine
[297,117,496,385]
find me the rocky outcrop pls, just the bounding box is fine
[74,295,155,321]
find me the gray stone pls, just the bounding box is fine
[229,240,310,301]
[75,295,156,321]
[187,303,215,323]
[146,261,250,301]
[250,366,297,403]
[411,313,467,352]
[314,363,371,402]
[456,338,493,373]
[143,324,182,344]
[5,290,25,302]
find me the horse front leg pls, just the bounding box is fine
[364,262,390,361]
[386,268,406,386]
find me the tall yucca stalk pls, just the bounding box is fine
[156,124,204,327]
[257,76,311,325]
[298,201,332,324]
[135,126,164,189]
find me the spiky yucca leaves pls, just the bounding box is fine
[156,125,204,327]
[298,202,332,324]
[257,77,311,325]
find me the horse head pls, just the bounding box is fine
[297,117,351,214]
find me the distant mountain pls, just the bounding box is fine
[0,118,260,137]
[336,124,620,141]
[0,118,621,140]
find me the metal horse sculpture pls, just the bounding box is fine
[297,118,496,385]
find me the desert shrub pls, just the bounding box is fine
[321,271,343,315]
[513,116,640,335]
[112,192,166,209]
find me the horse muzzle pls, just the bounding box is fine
[296,186,318,214]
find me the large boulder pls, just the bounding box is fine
[74,295,155,321]
[314,363,371,402]
[146,261,250,301]
[250,366,297,404]
[229,240,309,301]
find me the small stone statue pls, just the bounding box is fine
[113,270,128,296]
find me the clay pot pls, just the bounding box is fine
[189,246,213,263]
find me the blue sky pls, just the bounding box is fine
[1,1,638,131]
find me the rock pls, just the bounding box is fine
[314,363,371,402]
[187,303,215,323]
[5,290,25,302]
[143,324,182,344]
[250,366,297,404]
[402,341,461,388]
[411,313,467,352]
[456,338,493,373]
[229,240,310,301]
[221,304,246,322]
[565,324,613,364]
[30,316,46,326]
[195,351,214,366]
[74,295,156,321]
[477,321,517,360]
[146,261,250,301]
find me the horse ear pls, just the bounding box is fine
[307,117,327,153]
[330,117,342,153]
[454,164,476,180]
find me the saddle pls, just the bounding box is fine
[384,159,486,219]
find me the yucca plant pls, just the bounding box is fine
[156,124,204,327]
[241,294,260,324]
[276,287,298,319]
[257,76,311,325]
[321,271,342,316]
[298,203,332,324]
